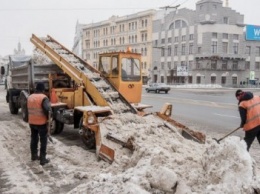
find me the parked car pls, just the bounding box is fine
[145,83,171,93]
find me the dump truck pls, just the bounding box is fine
[6,34,205,163]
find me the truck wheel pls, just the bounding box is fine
[165,91,168,94]
[51,120,64,134]
[20,91,29,122]
[9,94,18,114]
[6,91,9,103]
[79,118,96,149]
[21,104,28,122]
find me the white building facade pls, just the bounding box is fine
[152,0,260,86]
[73,0,260,86]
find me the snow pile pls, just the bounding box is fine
[32,49,53,64]
[66,113,260,193]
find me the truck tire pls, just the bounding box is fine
[21,105,28,122]
[20,91,29,122]
[51,120,64,134]
[79,117,96,149]
[9,92,18,114]
[6,91,9,103]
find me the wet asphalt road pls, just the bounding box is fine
[141,87,260,137]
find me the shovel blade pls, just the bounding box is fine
[98,144,115,164]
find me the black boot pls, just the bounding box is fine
[31,154,39,161]
[40,155,50,166]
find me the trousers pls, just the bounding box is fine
[244,125,260,151]
[30,124,48,157]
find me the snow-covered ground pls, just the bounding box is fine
[0,85,260,194]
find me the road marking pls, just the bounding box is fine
[214,113,240,119]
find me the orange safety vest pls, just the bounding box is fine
[27,93,48,125]
[239,96,260,131]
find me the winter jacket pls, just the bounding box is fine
[238,92,260,130]
[27,93,50,125]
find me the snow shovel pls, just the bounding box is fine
[47,110,55,144]
[213,127,241,144]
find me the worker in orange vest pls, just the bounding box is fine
[27,82,52,165]
[236,89,260,151]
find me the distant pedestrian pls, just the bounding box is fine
[27,82,51,165]
[236,89,260,151]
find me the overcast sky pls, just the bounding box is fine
[0,0,259,57]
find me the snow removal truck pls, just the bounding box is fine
[6,34,205,163]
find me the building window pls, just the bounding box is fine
[174,45,178,55]
[211,76,216,84]
[232,77,237,85]
[245,46,251,55]
[182,35,186,41]
[223,33,228,39]
[255,62,260,70]
[181,61,186,66]
[167,46,171,56]
[175,20,181,28]
[198,47,201,54]
[181,44,186,55]
[256,47,260,56]
[174,37,179,42]
[245,62,250,70]
[161,38,165,44]
[232,61,238,70]
[155,40,158,46]
[212,33,217,39]
[188,61,193,69]
[223,17,229,24]
[233,43,239,54]
[189,43,193,54]
[167,62,171,69]
[168,37,172,43]
[221,77,226,84]
[196,61,201,69]
[141,19,148,27]
[161,62,165,70]
[161,49,165,57]
[85,40,90,49]
[233,34,239,40]
[189,34,194,40]
[211,41,217,53]
[211,60,217,70]
[174,62,178,69]
[222,42,228,53]
[222,61,227,70]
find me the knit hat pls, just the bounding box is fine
[235,89,243,97]
[36,82,45,92]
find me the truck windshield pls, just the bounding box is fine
[121,57,141,81]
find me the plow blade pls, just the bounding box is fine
[156,112,206,144]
